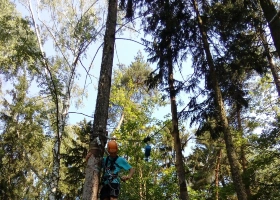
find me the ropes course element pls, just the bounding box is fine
[90,102,192,162]
[104,122,170,161]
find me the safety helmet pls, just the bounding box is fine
[107,140,118,153]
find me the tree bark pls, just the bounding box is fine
[169,66,189,200]
[192,0,247,199]
[163,1,189,198]
[166,28,189,200]
[28,2,70,199]
[258,29,280,97]
[259,0,280,59]
[215,148,222,200]
[139,166,144,200]
[116,112,124,130]
[82,0,118,199]
[237,109,251,199]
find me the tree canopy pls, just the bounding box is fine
[1,0,280,199]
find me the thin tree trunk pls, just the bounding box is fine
[139,167,144,200]
[28,2,65,198]
[164,1,188,198]
[215,148,222,200]
[48,97,70,200]
[192,0,247,199]
[172,128,189,200]
[144,175,147,199]
[258,29,280,97]
[259,0,280,59]
[167,31,189,200]
[237,109,251,199]
[116,112,124,130]
[82,0,118,199]
[49,135,60,200]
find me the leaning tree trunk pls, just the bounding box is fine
[258,29,280,97]
[259,0,280,59]
[192,0,247,199]
[82,0,118,199]
[28,2,69,198]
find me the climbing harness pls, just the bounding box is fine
[100,155,121,198]
[101,156,120,185]
[108,183,120,196]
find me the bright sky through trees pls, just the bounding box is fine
[3,0,280,199]
[13,0,193,125]
[12,0,195,157]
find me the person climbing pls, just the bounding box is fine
[86,140,135,200]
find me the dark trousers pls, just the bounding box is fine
[100,183,120,200]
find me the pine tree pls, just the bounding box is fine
[0,74,48,199]
[190,0,248,198]
[259,0,280,59]
[141,0,191,198]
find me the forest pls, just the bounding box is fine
[1,0,280,199]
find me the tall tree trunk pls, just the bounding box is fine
[139,166,144,200]
[28,2,69,198]
[258,29,280,97]
[237,109,251,199]
[215,148,222,200]
[259,0,280,59]
[49,99,69,200]
[82,0,118,199]
[192,0,247,199]
[163,1,188,198]
[168,66,189,200]
[166,31,189,200]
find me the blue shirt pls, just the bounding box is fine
[102,156,132,184]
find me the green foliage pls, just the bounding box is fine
[142,0,191,92]
[0,0,41,79]
[0,1,102,198]
[60,120,90,199]
[108,54,184,199]
[118,127,182,200]
[109,51,164,127]
[1,0,280,199]
[0,74,50,199]
[246,114,280,199]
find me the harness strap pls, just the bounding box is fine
[101,156,119,184]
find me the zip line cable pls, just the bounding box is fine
[90,103,196,160]
[105,103,190,143]
[269,10,280,24]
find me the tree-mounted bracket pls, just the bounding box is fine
[89,128,108,156]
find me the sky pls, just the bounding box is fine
[67,28,152,125]
[12,0,195,155]
[6,0,277,163]
[12,0,192,123]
